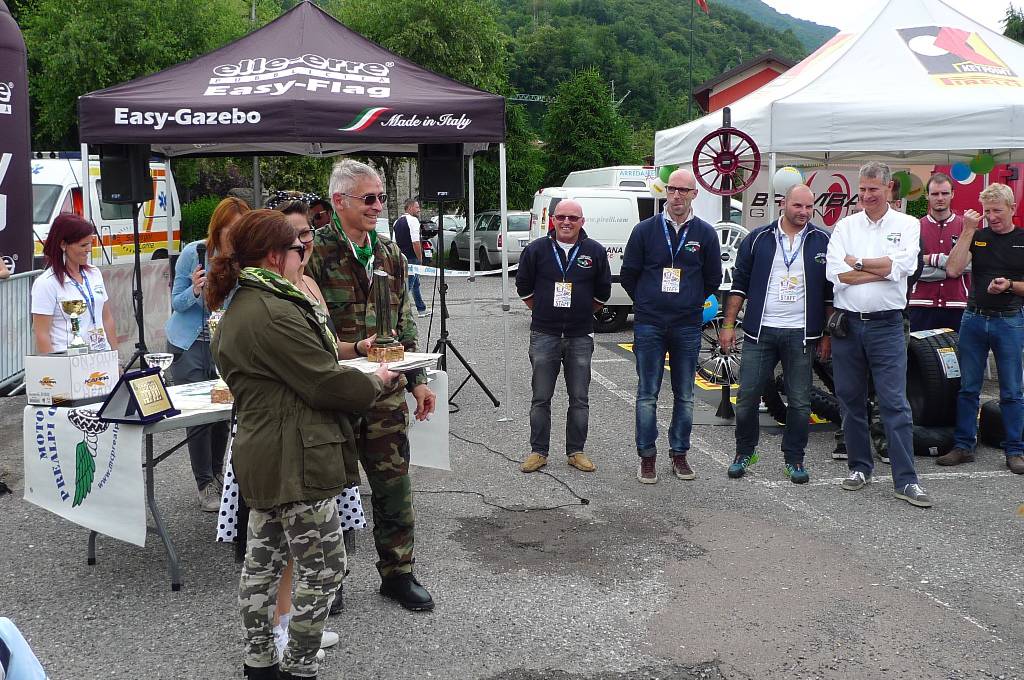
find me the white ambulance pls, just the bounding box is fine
[30,153,181,266]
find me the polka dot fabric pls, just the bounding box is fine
[215,421,367,543]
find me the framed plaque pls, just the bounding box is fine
[97,367,180,424]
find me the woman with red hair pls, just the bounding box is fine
[30,214,119,354]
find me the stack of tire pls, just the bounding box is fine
[978,399,1023,448]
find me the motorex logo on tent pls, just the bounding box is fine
[898,26,1021,88]
[205,54,392,99]
[0,81,12,115]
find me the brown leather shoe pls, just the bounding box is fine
[936,447,974,466]
[1007,455,1024,475]
[521,453,548,473]
[567,452,596,472]
[637,456,658,484]
[671,453,696,480]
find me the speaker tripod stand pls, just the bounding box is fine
[430,199,499,407]
[122,205,150,371]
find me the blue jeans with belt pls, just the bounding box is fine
[832,311,919,488]
[953,309,1024,456]
[735,327,815,465]
[634,322,701,457]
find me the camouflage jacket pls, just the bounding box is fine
[306,222,427,407]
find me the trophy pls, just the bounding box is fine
[206,309,233,403]
[367,271,405,363]
[61,298,89,355]
[143,353,174,382]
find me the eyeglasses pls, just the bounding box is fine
[339,192,387,206]
[286,245,306,257]
[311,209,330,221]
[552,214,582,223]
[666,186,696,195]
[297,227,318,243]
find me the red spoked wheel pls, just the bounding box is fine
[692,127,761,196]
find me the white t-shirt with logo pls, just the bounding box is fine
[761,231,806,329]
[31,266,112,352]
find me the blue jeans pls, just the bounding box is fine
[529,331,594,456]
[735,327,814,465]
[953,309,1024,456]
[832,312,919,488]
[408,256,426,312]
[634,322,701,457]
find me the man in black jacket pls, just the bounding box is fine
[516,199,612,473]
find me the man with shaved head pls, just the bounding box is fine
[621,168,722,484]
[516,199,612,473]
[719,184,834,483]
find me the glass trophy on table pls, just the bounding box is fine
[60,298,89,355]
[143,353,174,382]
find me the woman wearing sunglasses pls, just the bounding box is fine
[207,209,396,680]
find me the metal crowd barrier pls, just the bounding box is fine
[0,269,41,392]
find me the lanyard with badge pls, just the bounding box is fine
[550,239,581,308]
[776,222,807,303]
[661,214,688,293]
[68,273,107,348]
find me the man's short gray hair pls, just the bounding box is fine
[404,198,419,210]
[859,161,891,185]
[328,159,380,198]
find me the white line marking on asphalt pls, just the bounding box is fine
[591,358,630,363]
[590,365,1008,641]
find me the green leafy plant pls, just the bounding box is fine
[180,196,226,245]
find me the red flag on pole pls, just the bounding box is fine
[696,0,710,13]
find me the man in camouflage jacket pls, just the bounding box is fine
[306,159,436,612]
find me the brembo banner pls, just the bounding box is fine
[78,2,504,147]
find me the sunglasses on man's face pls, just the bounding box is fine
[553,214,582,223]
[339,192,387,206]
[312,210,330,221]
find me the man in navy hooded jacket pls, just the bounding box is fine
[719,184,833,484]
[621,168,722,484]
[516,199,611,474]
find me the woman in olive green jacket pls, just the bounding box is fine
[208,209,395,680]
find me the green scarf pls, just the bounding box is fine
[332,213,376,269]
[239,267,339,357]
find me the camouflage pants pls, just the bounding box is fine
[239,498,345,677]
[360,402,415,579]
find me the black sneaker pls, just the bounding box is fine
[894,483,933,508]
[832,441,848,460]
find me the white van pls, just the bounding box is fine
[529,186,664,332]
[31,153,180,266]
[562,166,657,190]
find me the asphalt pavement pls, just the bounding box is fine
[1,272,1022,680]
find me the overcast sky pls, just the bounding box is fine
[760,0,1013,33]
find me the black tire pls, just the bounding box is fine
[913,425,956,457]
[906,330,960,426]
[812,357,835,393]
[594,306,630,333]
[762,374,840,424]
[979,398,1006,448]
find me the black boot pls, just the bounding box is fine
[379,573,434,611]
[242,663,278,680]
[277,671,316,680]
[328,582,344,616]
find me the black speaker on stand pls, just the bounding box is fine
[418,144,499,408]
[99,144,154,371]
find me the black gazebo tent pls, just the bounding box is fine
[77,0,514,413]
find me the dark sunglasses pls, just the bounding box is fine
[311,209,330,220]
[339,192,387,206]
[552,214,582,223]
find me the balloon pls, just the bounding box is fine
[892,171,912,198]
[969,153,996,176]
[950,162,972,182]
[658,164,678,183]
[702,294,719,323]
[773,166,803,194]
[648,177,667,199]
[906,172,925,201]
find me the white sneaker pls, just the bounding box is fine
[316,649,326,662]
[417,310,429,318]
[320,630,339,649]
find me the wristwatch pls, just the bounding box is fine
[854,258,864,271]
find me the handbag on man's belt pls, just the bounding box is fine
[826,310,849,338]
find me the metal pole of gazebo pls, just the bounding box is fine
[498,143,513,421]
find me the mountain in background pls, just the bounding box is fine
[715,0,837,51]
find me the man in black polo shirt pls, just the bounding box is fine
[943,183,1024,474]
[516,199,611,474]
[392,198,428,317]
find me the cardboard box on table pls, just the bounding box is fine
[24,350,119,406]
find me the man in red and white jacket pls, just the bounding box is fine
[908,172,971,332]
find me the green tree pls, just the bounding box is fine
[21,0,272,147]
[1006,5,1024,43]
[542,68,633,186]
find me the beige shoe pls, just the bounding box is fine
[567,452,596,472]
[521,453,548,472]
[198,483,220,512]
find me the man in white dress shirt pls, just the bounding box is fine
[825,162,932,508]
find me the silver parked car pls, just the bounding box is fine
[426,215,465,257]
[449,210,531,269]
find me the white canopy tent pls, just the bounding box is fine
[656,0,1024,201]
